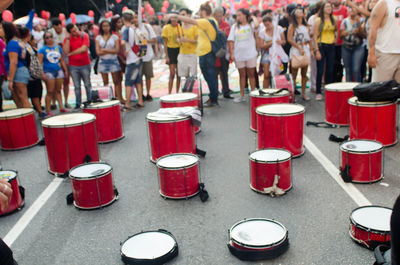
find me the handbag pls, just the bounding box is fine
[2,80,12,100]
[291,54,310,69]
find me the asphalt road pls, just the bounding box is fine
[0,93,399,265]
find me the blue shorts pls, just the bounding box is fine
[125,61,143,87]
[98,58,121,73]
[13,66,30,84]
[44,69,64,80]
[261,52,270,64]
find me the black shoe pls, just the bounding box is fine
[142,95,146,101]
[146,95,153,101]
[294,89,301,95]
[223,94,234,99]
[204,99,219,107]
[51,104,57,110]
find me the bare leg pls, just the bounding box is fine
[112,71,124,104]
[238,68,247,97]
[45,79,56,113]
[301,66,308,98]
[168,64,176,94]
[135,83,144,106]
[263,63,271,88]
[125,86,132,108]
[14,82,31,108]
[247,67,256,91]
[55,78,64,109]
[101,73,109,86]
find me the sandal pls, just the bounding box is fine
[134,103,144,108]
[122,106,133,112]
[302,96,310,101]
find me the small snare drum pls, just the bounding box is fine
[249,149,292,196]
[340,140,383,183]
[156,154,200,199]
[69,162,117,210]
[325,82,358,126]
[228,218,289,261]
[0,170,24,216]
[0,108,39,150]
[91,86,114,100]
[120,230,179,265]
[349,206,392,250]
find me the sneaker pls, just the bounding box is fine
[204,99,219,107]
[39,112,48,118]
[146,95,153,101]
[316,94,323,101]
[47,112,55,116]
[233,96,245,103]
[142,95,146,101]
[302,95,311,101]
[294,89,301,95]
[60,108,70,113]
[50,104,57,110]
[64,103,72,109]
[223,94,234,99]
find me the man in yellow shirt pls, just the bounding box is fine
[165,2,219,107]
[162,17,181,94]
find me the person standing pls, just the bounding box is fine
[279,3,297,74]
[0,37,6,112]
[111,16,126,104]
[63,23,92,108]
[332,0,349,82]
[308,2,322,93]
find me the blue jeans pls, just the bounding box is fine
[342,45,365,82]
[69,64,92,107]
[316,43,335,94]
[199,52,218,101]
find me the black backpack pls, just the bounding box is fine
[203,19,227,58]
[353,80,400,102]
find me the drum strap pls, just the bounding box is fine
[340,164,352,183]
[263,175,285,197]
[196,147,206,157]
[306,121,339,128]
[258,88,289,96]
[199,183,209,202]
[329,134,349,143]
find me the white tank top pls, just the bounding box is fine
[375,0,400,53]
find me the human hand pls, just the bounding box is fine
[367,53,377,68]
[0,179,12,212]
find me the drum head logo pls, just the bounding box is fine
[346,144,356,149]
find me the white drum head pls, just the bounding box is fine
[325,82,359,91]
[230,218,287,247]
[121,231,177,260]
[351,206,392,232]
[42,113,95,127]
[250,89,290,97]
[0,108,34,119]
[348,96,394,106]
[146,112,188,122]
[341,140,382,153]
[250,149,291,162]
[161,93,197,102]
[86,100,120,108]
[69,163,112,179]
[256,103,305,115]
[0,171,17,181]
[157,154,199,169]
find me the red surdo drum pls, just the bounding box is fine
[83,100,124,143]
[156,154,199,199]
[0,170,24,216]
[340,140,383,183]
[91,85,114,100]
[160,93,201,134]
[146,112,196,163]
[250,89,290,132]
[325,82,359,126]
[249,149,292,196]
[349,206,392,250]
[42,113,100,175]
[256,104,305,157]
[227,218,289,261]
[0,108,39,150]
[69,162,117,209]
[272,74,294,102]
[348,97,397,146]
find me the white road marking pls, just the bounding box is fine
[380,182,390,187]
[3,177,64,246]
[303,135,372,207]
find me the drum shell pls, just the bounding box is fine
[340,148,383,183]
[325,89,353,125]
[257,111,304,157]
[147,117,196,162]
[70,168,115,209]
[272,75,294,102]
[349,100,397,146]
[249,157,291,193]
[83,103,124,143]
[250,94,290,132]
[0,111,38,150]
[349,219,391,249]
[0,172,23,216]
[43,120,100,174]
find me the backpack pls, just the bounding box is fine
[203,19,227,58]
[353,79,400,102]
[25,44,43,80]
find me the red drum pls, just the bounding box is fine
[69,162,117,209]
[349,97,397,146]
[325,82,358,126]
[147,112,196,163]
[156,154,200,199]
[272,74,294,102]
[0,170,24,216]
[250,89,290,132]
[83,100,124,143]
[92,86,114,100]
[0,108,39,150]
[249,149,292,196]
[160,93,201,134]
[257,104,305,157]
[349,206,392,250]
[340,140,383,183]
[227,218,289,261]
[42,113,100,175]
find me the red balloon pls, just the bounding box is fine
[252,0,260,6]
[122,6,128,12]
[157,15,162,20]
[70,13,76,19]
[145,3,151,11]
[1,10,13,22]
[262,2,268,9]
[163,1,169,8]
[148,8,155,16]
[46,11,51,20]
[116,0,122,3]
[59,13,65,21]
[141,7,144,13]
[88,10,94,17]
[161,7,167,13]
[41,10,46,18]
[234,3,240,10]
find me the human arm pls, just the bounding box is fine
[165,14,198,26]
[276,30,286,46]
[287,26,303,54]
[163,37,169,64]
[228,41,235,61]
[0,0,13,12]
[368,0,387,67]
[7,52,18,91]
[60,55,68,76]
[313,19,322,60]
[346,0,371,17]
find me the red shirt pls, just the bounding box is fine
[333,5,349,45]
[215,19,231,67]
[64,32,91,66]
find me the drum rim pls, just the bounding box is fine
[340,139,383,154]
[325,82,360,91]
[0,170,18,182]
[120,229,178,263]
[146,114,191,122]
[83,100,120,109]
[0,108,34,119]
[249,148,292,163]
[69,162,113,180]
[160,92,198,102]
[348,97,396,106]
[229,218,288,249]
[41,113,96,128]
[156,153,199,170]
[349,205,392,234]
[255,103,305,116]
[250,89,290,98]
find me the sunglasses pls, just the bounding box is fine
[45,36,53,39]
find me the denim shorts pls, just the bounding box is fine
[98,58,121,74]
[44,69,64,80]
[13,66,30,84]
[125,60,143,87]
[261,52,270,64]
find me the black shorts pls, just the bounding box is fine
[167,47,179,65]
[27,79,43,99]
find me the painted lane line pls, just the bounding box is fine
[303,135,372,207]
[4,177,63,246]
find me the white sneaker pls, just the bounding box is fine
[233,96,245,103]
